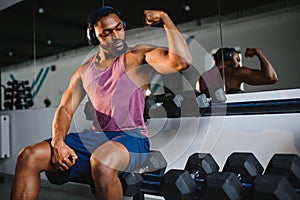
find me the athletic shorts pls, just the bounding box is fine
[44,128,149,186]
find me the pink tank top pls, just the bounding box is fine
[82,54,148,137]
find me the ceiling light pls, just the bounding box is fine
[38,7,44,14]
[182,4,191,12]
[8,51,13,56]
[47,39,52,45]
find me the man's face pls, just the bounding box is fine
[94,13,127,56]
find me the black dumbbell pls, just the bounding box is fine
[161,153,220,200]
[222,152,264,186]
[121,172,143,196]
[139,150,168,175]
[264,153,300,191]
[184,153,220,197]
[204,171,246,200]
[251,153,300,200]
[138,150,168,197]
[161,169,198,200]
[252,174,300,200]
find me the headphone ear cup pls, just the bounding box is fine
[224,49,233,61]
[87,26,99,46]
[224,51,230,61]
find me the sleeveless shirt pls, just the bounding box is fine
[82,53,148,137]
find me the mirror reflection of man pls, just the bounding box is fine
[196,47,278,97]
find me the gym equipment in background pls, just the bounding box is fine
[3,80,33,110]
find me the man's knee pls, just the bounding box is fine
[91,142,130,172]
[16,142,50,170]
[90,155,118,180]
[17,145,37,164]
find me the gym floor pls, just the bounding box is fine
[0,173,159,200]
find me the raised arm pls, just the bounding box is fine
[235,48,278,85]
[51,66,86,170]
[143,10,192,74]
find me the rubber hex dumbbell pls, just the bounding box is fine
[184,153,220,197]
[223,152,264,185]
[121,172,143,197]
[204,171,246,200]
[161,169,198,200]
[252,174,300,200]
[264,153,300,191]
[251,153,300,199]
[138,150,168,198]
[221,152,264,199]
[161,153,220,200]
[139,150,168,174]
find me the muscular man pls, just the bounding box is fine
[196,47,278,98]
[11,6,191,200]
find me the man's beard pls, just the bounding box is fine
[111,40,128,56]
[101,39,128,57]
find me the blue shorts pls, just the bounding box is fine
[45,128,149,185]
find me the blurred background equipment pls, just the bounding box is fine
[3,80,34,110]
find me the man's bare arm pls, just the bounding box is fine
[51,66,86,170]
[143,10,192,74]
[240,48,278,85]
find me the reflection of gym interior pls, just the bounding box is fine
[1,1,300,199]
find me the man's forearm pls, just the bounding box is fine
[51,106,72,146]
[257,50,278,81]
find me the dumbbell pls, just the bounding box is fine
[161,153,220,200]
[264,153,300,191]
[121,172,143,196]
[222,152,264,187]
[137,150,168,198]
[251,153,300,200]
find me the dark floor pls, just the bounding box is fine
[0,173,136,200]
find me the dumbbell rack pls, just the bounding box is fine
[135,152,300,200]
[3,80,33,110]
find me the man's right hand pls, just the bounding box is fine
[245,48,260,58]
[51,140,78,171]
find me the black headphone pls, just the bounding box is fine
[213,47,237,62]
[86,6,127,46]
